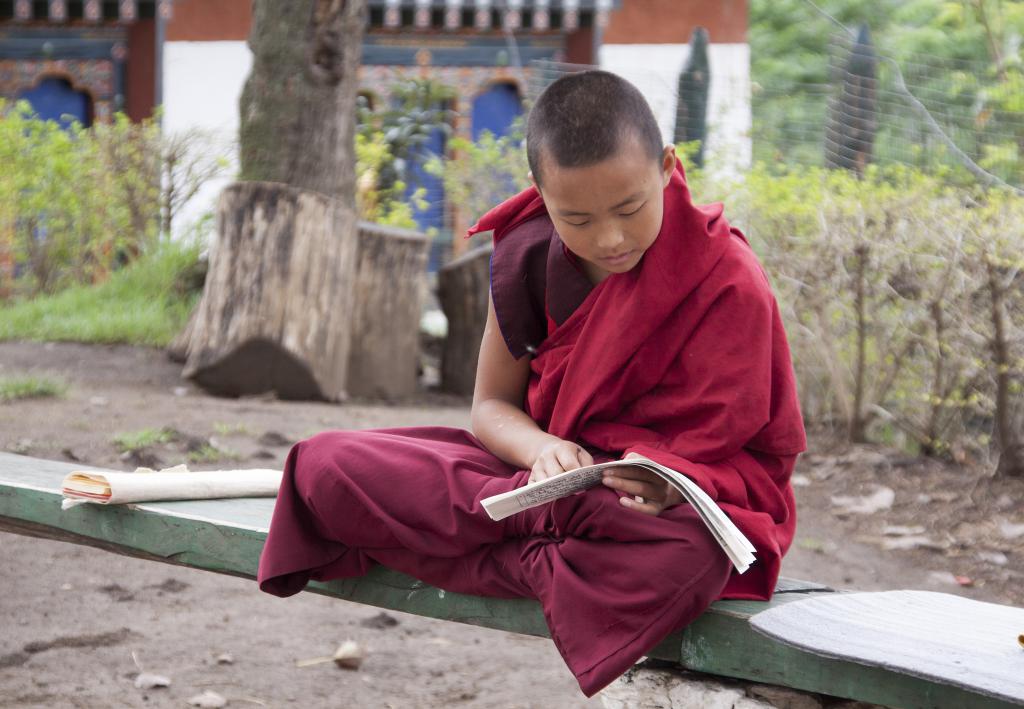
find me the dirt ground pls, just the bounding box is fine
[1,341,1021,709]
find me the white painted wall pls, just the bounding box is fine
[598,43,751,178]
[162,41,252,239]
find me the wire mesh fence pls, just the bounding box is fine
[757,31,1024,192]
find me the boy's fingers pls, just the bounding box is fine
[618,495,661,516]
[602,475,659,499]
[555,446,581,471]
[577,448,595,468]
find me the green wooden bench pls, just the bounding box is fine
[1,451,1021,709]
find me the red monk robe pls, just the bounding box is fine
[257,159,806,696]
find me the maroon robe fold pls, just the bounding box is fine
[258,159,806,695]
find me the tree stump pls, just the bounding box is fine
[182,181,359,401]
[437,244,492,396]
[345,222,431,399]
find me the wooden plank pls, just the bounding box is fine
[1,452,1021,709]
[750,590,1024,705]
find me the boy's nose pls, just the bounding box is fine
[597,230,625,250]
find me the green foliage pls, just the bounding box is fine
[0,375,66,402]
[706,164,1023,464]
[355,129,424,229]
[0,238,203,346]
[751,0,1024,186]
[112,427,175,454]
[0,100,162,296]
[424,123,530,229]
[187,442,240,464]
[355,79,455,231]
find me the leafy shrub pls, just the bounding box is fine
[699,163,1023,473]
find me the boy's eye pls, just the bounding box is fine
[619,203,645,217]
[565,220,589,227]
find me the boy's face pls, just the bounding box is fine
[532,136,676,284]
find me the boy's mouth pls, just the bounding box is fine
[600,250,636,266]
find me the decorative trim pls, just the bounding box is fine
[0,58,114,121]
[118,0,138,23]
[48,1,68,23]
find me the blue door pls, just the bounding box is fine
[404,123,449,271]
[472,83,522,141]
[17,76,92,129]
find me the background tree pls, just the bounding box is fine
[181,0,429,402]
[673,27,710,167]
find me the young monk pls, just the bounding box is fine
[258,70,806,696]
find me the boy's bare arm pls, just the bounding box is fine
[471,296,593,478]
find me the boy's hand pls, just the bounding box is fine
[601,452,684,516]
[529,439,594,483]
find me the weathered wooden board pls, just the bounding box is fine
[750,590,1024,705]
[1,452,1021,709]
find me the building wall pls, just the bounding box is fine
[600,0,751,176]
[162,39,250,237]
[126,19,155,121]
[599,42,751,175]
[166,0,251,41]
[603,0,747,44]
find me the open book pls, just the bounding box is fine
[480,456,757,574]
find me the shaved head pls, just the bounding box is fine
[527,70,664,187]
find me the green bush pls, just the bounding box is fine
[0,101,161,297]
[701,163,1023,472]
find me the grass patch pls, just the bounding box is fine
[212,421,252,437]
[0,375,66,402]
[112,427,176,454]
[0,240,203,347]
[187,443,240,464]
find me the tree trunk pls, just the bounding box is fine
[178,0,379,400]
[438,245,492,396]
[182,182,359,401]
[239,0,364,205]
[346,222,431,399]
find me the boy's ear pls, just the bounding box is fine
[661,145,677,186]
[527,170,537,189]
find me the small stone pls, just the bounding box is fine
[831,486,895,515]
[359,612,399,630]
[173,387,189,397]
[998,521,1024,540]
[9,438,32,455]
[187,690,227,707]
[89,396,108,407]
[332,640,365,670]
[215,653,234,665]
[258,431,292,447]
[747,683,824,709]
[133,673,170,689]
[790,474,812,487]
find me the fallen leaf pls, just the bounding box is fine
[998,521,1024,540]
[977,551,1009,566]
[882,525,926,536]
[880,535,946,552]
[831,486,895,515]
[926,571,960,586]
[134,673,171,689]
[187,690,227,707]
